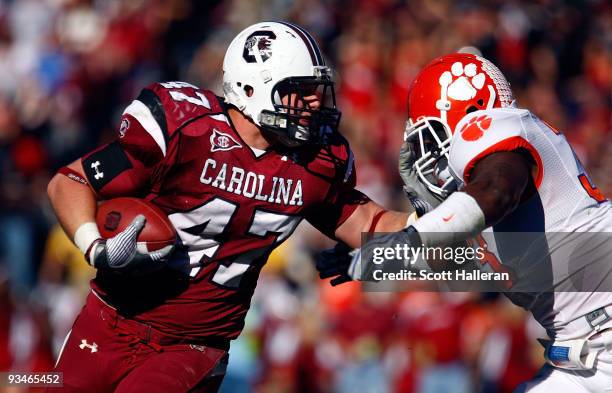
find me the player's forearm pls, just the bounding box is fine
[47,173,98,238]
[374,210,411,232]
[47,160,101,257]
[335,201,411,248]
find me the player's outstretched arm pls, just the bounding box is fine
[410,150,532,247]
[316,151,533,284]
[334,201,410,249]
[315,201,411,286]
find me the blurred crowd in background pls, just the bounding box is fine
[0,0,610,392]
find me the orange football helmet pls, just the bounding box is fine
[405,53,515,197]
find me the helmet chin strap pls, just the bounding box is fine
[259,110,311,147]
[259,111,287,129]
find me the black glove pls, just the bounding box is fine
[315,242,356,286]
[317,227,424,285]
[88,215,174,276]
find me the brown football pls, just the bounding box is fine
[96,197,176,251]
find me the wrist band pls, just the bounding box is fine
[412,192,485,246]
[74,222,102,263]
[406,211,419,226]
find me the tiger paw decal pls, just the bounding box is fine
[439,62,486,101]
[460,114,492,141]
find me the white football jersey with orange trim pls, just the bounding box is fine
[448,107,612,338]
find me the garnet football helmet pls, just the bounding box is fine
[223,21,340,147]
[405,53,515,197]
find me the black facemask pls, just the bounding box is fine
[259,76,341,147]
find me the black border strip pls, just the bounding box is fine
[136,89,169,145]
[277,21,323,66]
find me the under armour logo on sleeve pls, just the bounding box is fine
[91,161,104,180]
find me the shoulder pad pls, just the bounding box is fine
[449,108,533,184]
[120,82,223,158]
[141,82,223,137]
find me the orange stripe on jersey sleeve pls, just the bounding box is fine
[540,119,562,135]
[578,174,607,203]
[463,136,544,188]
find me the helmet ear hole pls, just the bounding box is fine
[466,105,479,115]
[244,85,254,97]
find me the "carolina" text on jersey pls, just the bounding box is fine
[200,158,303,206]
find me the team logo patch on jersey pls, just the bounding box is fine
[243,31,276,63]
[119,118,130,138]
[210,128,242,152]
[460,114,492,141]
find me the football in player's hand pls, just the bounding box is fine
[96,197,176,251]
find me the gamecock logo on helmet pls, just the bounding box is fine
[243,31,276,63]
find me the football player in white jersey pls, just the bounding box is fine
[317,53,612,392]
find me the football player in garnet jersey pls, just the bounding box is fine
[46,22,410,393]
[317,53,612,392]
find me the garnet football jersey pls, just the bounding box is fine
[448,108,611,339]
[81,81,368,340]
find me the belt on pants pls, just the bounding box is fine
[91,289,230,352]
